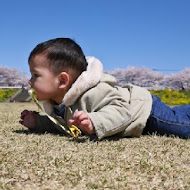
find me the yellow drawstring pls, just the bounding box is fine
[28,88,81,137]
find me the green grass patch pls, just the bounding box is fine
[150,89,190,105]
[0,88,19,102]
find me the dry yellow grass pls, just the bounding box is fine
[0,103,190,190]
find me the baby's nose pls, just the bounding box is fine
[28,79,32,86]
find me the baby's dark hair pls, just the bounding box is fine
[28,38,88,75]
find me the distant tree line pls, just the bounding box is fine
[107,67,190,90]
[0,66,189,90]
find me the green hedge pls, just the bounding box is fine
[0,89,19,102]
[150,89,190,105]
[1,88,190,105]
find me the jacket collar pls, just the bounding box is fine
[43,56,103,114]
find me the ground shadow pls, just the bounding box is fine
[13,129,63,136]
[13,129,135,143]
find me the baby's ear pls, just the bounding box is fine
[58,72,70,89]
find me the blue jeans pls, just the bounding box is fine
[143,95,190,138]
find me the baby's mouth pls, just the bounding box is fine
[28,88,38,100]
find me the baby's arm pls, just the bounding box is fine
[19,110,37,130]
[20,110,61,133]
[69,110,95,135]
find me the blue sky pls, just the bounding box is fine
[0,0,189,76]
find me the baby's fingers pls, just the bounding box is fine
[69,119,75,125]
[73,111,88,121]
[20,110,29,119]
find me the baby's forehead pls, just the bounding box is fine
[29,54,50,66]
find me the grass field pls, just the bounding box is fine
[0,103,190,190]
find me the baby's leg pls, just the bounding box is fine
[143,95,190,138]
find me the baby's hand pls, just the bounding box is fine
[69,110,95,135]
[19,110,37,130]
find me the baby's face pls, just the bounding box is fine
[29,54,61,102]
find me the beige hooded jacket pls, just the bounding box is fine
[35,57,152,140]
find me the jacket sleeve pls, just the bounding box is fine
[32,112,60,133]
[85,83,132,139]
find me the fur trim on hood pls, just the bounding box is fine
[43,56,103,114]
[63,56,103,106]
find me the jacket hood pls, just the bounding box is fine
[43,56,103,114]
[63,56,103,106]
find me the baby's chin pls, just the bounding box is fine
[37,95,53,102]
[36,96,45,101]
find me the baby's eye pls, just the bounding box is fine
[33,74,39,77]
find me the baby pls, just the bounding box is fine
[20,38,190,139]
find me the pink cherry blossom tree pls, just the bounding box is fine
[165,68,190,90]
[0,66,29,87]
[109,66,165,90]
